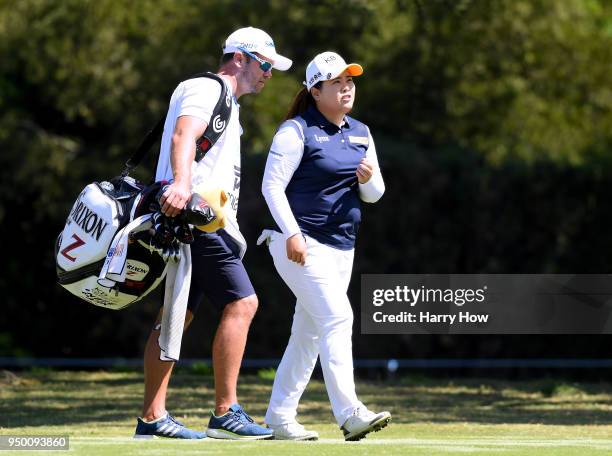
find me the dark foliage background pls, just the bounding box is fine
[1,0,611,364]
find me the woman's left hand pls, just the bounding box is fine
[356,158,374,184]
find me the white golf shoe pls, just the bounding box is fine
[340,407,391,441]
[267,421,319,441]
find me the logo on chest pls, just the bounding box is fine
[314,134,329,143]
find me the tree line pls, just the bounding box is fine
[1,0,611,362]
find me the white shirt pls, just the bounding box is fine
[155,76,242,223]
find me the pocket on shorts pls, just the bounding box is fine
[218,229,241,258]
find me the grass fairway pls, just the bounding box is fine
[1,369,611,455]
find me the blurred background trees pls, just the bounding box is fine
[1,0,611,364]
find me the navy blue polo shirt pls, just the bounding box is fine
[284,105,370,250]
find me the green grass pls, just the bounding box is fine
[1,370,611,455]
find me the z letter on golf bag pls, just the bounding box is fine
[55,177,168,310]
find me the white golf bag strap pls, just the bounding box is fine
[129,192,144,222]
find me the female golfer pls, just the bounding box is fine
[258,51,390,441]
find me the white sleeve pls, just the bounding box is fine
[261,122,304,237]
[177,78,222,124]
[358,128,386,203]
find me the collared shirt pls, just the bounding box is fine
[262,105,385,250]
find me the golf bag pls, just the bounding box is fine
[56,178,170,309]
[55,72,231,310]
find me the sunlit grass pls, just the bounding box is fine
[1,370,611,455]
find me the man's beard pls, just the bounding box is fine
[240,68,260,94]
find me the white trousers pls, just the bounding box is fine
[264,231,363,426]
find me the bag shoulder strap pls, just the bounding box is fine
[190,72,232,162]
[122,72,232,176]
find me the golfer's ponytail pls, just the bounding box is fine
[284,82,322,120]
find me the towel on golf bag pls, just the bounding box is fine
[158,187,235,361]
[158,243,191,362]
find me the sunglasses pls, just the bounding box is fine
[238,47,273,72]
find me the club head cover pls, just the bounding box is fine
[182,193,217,226]
[190,186,228,233]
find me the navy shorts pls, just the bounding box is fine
[185,229,255,313]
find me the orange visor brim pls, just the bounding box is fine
[345,63,364,76]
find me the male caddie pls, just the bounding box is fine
[133,27,292,440]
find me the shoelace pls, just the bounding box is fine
[167,414,185,427]
[233,408,254,424]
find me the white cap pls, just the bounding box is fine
[223,27,292,71]
[304,51,363,90]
